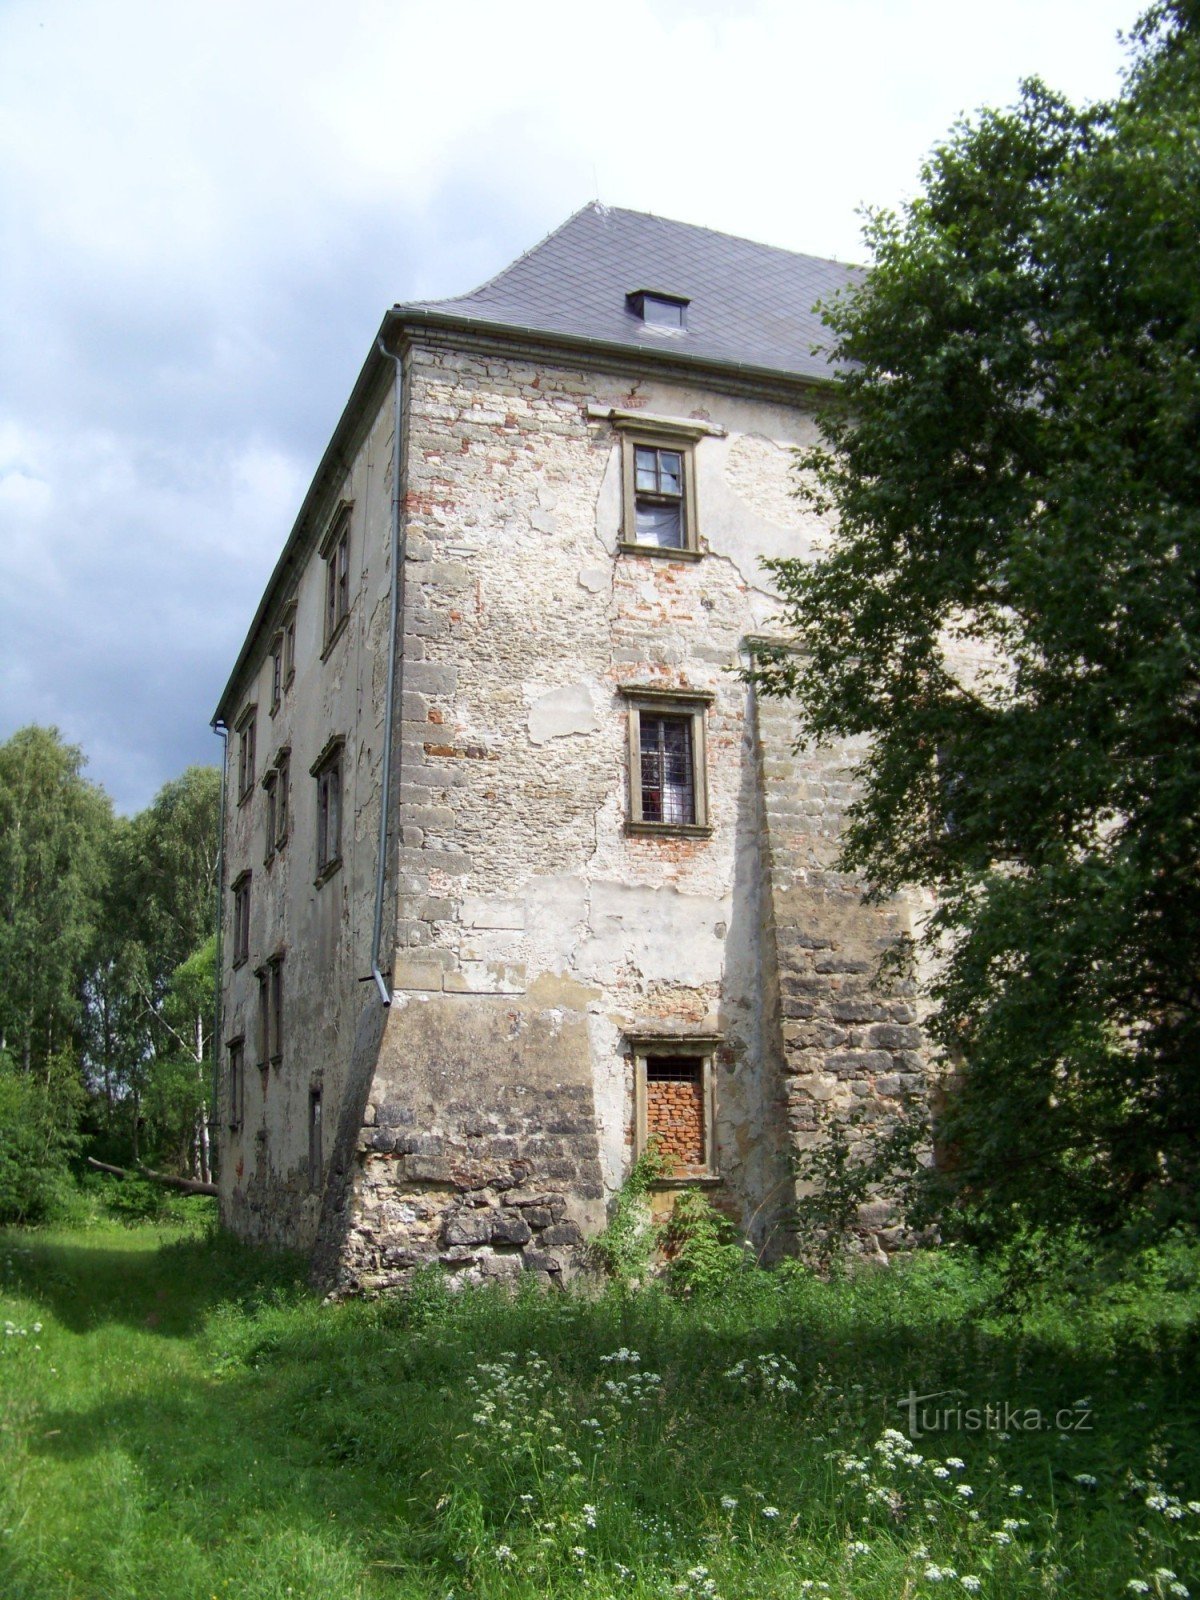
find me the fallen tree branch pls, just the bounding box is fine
[86,1155,218,1197]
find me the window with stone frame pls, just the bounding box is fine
[630,1036,719,1179]
[256,954,284,1068]
[312,736,344,882]
[269,633,283,714]
[613,417,705,557]
[262,769,278,865]
[236,705,257,802]
[231,871,251,967]
[282,601,297,689]
[274,748,290,851]
[619,685,713,836]
[321,502,352,652]
[227,1036,245,1131]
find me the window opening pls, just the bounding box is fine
[633,445,684,548]
[639,712,695,825]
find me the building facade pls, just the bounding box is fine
[213,205,931,1292]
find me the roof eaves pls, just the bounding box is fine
[388,303,843,397]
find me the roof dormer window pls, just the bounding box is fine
[627,289,689,330]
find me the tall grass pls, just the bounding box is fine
[1,1212,1197,1598]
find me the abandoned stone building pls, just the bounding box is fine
[212,203,932,1292]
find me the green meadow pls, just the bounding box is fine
[1,1208,1197,1599]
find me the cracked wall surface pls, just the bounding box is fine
[219,338,936,1286]
[324,341,931,1290]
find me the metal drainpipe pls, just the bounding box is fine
[370,338,405,1005]
[211,721,229,1148]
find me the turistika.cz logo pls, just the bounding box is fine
[897,1388,1094,1438]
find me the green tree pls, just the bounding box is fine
[751,3,1200,1242]
[0,727,111,1074]
[88,767,220,1173]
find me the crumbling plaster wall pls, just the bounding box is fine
[331,340,909,1291]
[220,371,397,1249]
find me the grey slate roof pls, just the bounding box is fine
[400,203,862,384]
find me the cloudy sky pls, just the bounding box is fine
[1,0,1138,812]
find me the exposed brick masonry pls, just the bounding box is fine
[646,1069,705,1172]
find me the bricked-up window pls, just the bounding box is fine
[646,1057,705,1169]
[236,706,256,802]
[227,1037,244,1130]
[308,1088,323,1190]
[321,503,352,652]
[631,1038,718,1178]
[231,872,251,967]
[312,737,344,881]
[620,685,713,836]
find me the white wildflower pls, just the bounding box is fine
[1074,1473,1098,1488]
[762,1505,780,1519]
[960,1580,981,1594]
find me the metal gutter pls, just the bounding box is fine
[211,721,228,1154]
[369,339,406,1006]
[392,304,841,407]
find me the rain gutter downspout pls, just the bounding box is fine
[370,336,405,1005]
[211,721,229,1137]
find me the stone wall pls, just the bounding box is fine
[219,330,937,1285]
[218,365,397,1250]
[754,690,930,1255]
[323,338,932,1289]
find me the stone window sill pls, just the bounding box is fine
[626,821,713,840]
[617,541,704,562]
[320,614,350,662]
[314,857,342,889]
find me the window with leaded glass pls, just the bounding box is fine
[639,712,695,825]
[620,685,712,836]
